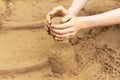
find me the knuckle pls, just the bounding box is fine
[58,6,64,9]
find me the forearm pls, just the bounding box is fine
[68,0,88,15]
[82,8,120,28]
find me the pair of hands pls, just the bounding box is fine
[45,6,84,41]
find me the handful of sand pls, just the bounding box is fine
[49,17,69,43]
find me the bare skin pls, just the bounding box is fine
[45,0,120,40]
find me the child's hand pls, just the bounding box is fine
[51,17,87,41]
[44,6,73,31]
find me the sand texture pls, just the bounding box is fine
[0,0,119,80]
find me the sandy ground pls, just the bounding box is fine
[0,0,119,80]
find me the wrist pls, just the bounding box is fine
[77,16,98,29]
[75,17,91,30]
[67,10,77,16]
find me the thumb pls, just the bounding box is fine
[61,15,73,23]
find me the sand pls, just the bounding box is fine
[0,0,119,80]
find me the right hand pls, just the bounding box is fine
[44,6,74,31]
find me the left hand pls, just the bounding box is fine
[44,6,69,32]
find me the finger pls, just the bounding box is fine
[46,12,54,24]
[46,6,68,24]
[52,32,75,38]
[54,37,70,41]
[46,10,58,24]
[61,15,73,23]
[44,24,48,31]
[44,20,48,31]
[54,37,64,41]
[52,6,68,16]
[51,27,75,34]
[44,20,51,31]
[51,21,74,29]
